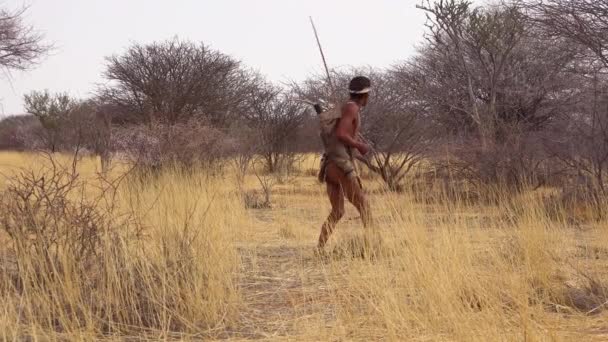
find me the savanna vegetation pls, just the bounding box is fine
[1,0,608,340]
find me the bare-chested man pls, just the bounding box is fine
[317,76,372,249]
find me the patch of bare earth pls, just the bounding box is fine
[233,245,335,340]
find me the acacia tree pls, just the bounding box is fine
[245,79,308,174]
[406,0,576,186]
[0,6,49,72]
[100,38,249,126]
[525,0,608,66]
[418,0,531,150]
[228,120,258,190]
[23,90,115,171]
[24,91,76,152]
[66,101,114,172]
[524,0,608,197]
[545,73,608,198]
[365,71,432,191]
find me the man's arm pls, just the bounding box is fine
[335,104,369,155]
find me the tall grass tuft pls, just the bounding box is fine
[0,155,241,339]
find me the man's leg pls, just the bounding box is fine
[341,175,378,257]
[318,181,345,249]
[342,176,372,228]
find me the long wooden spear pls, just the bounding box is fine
[309,17,335,96]
[308,17,379,169]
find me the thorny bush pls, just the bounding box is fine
[0,153,139,285]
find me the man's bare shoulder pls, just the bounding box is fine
[341,102,359,118]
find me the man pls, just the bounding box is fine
[317,76,373,249]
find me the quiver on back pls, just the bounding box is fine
[319,106,342,151]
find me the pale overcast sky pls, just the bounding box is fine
[0,0,432,115]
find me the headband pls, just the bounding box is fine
[349,87,371,94]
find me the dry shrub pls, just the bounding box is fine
[241,158,284,210]
[0,154,240,337]
[411,170,485,206]
[0,155,129,267]
[243,190,272,210]
[249,166,276,209]
[428,134,550,197]
[114,120,238,175]
[561,275,608,314]
[541,190,604,223]
[0,115,43,151]
[0,155,137,333]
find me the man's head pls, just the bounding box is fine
[349,76,371,107]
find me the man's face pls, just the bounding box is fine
[362,93,370,107]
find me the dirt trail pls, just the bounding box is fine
[234,244,337,339]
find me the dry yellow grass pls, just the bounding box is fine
[0,152,607,341]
